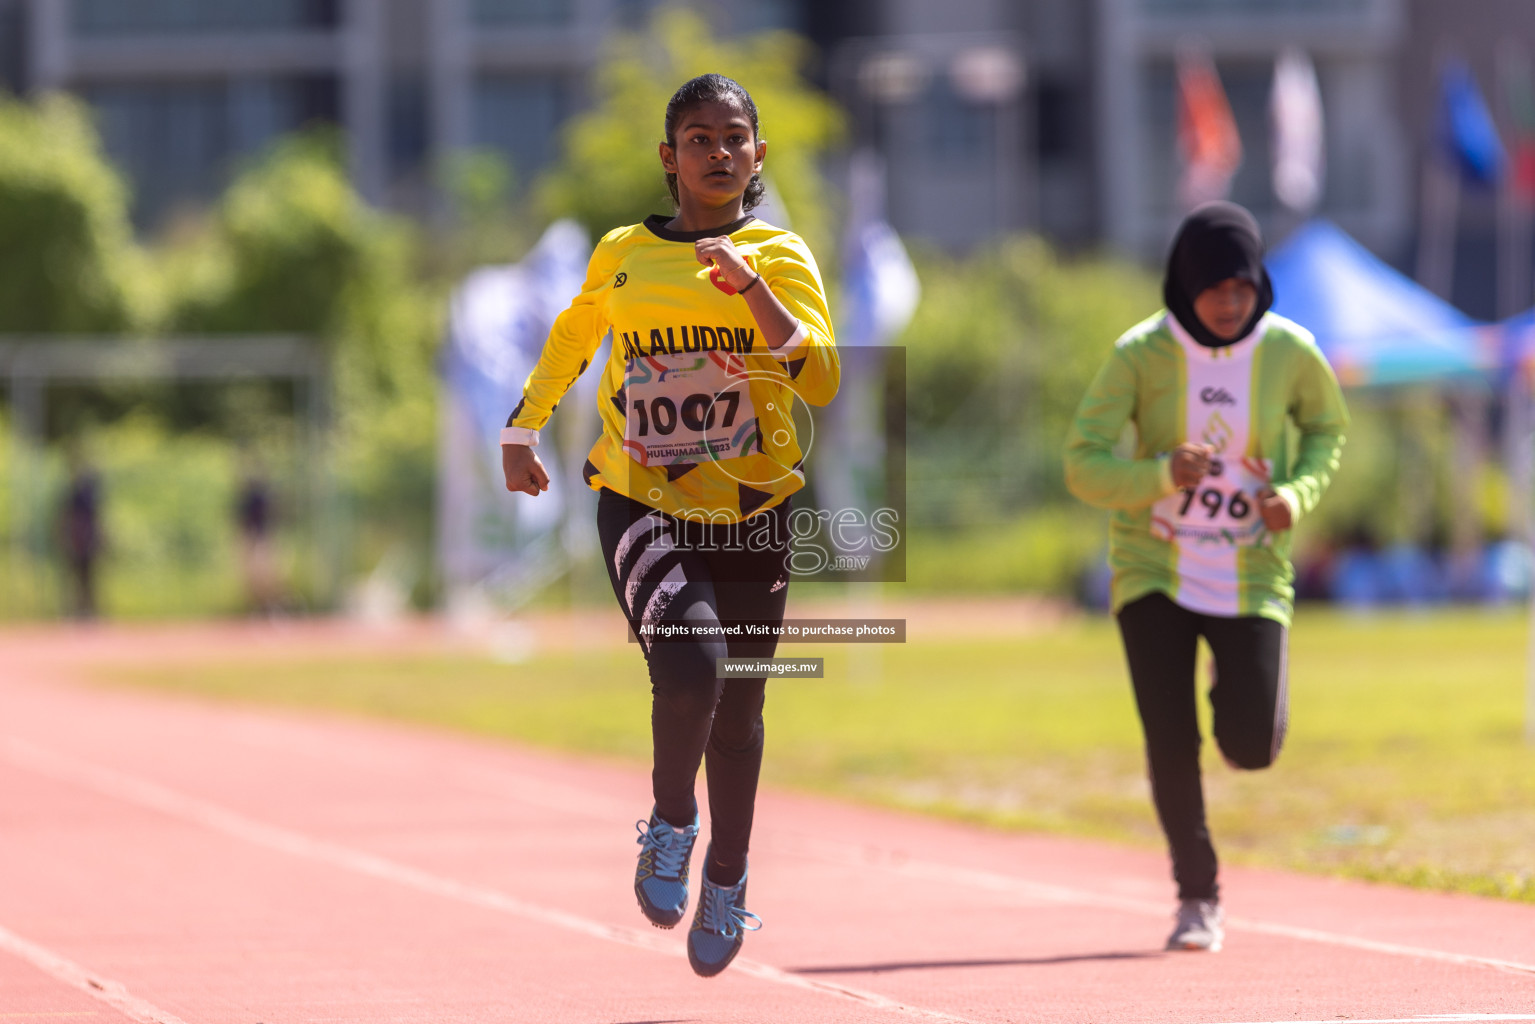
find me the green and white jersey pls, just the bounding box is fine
[1064,311,1348,626]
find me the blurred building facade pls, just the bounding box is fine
[1095,0,1409,258]
[0,0,1528,293]
[16,0,350,226]
[1,0,807,226]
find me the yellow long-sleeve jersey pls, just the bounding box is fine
[504,214,840,522]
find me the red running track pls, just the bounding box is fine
[1,622,1533,1023]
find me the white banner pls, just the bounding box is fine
[436,220,593,611]
[821,151,919,540]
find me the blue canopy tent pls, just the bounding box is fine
[1265,219,1501,387]
[1501,306,1535,382]
[1269,224,1535,740]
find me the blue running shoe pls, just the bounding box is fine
[634,808,699,928]
[686,852,762,977]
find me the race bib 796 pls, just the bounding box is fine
[1150,456,1272,548]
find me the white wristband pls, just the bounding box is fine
[770,321,808,360]
[500,426,539,447]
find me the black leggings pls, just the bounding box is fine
[596,488,790,880]
[1116,591,1290,901]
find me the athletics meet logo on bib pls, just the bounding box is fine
[1200,387,1237,406]
[1202,411,1233,454]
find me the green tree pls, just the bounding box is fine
[169,136,392,337]
[162,137,442,595]
[903,236,1160,523]
[536,7,844,259]
[434,149,533,276]
[0,95,146,332]
[163,135,436,413]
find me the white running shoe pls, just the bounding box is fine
[1166,898,1224,951]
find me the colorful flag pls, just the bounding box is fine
[1177,49,1243,209]
[820,151,918,557]
[1500,45,1535,199]
[840,150,919,350]
[1270,48,1325,214]
[437,219,590,606]
[1438,58,1505,185]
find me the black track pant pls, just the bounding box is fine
[1116,591,1290,901]
[596,488,790,881]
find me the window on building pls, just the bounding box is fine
[1140,63,1177,216]
[1034,77,1076,164]
[613,0,659,29]
[0,0,23,93]
[86,75,338,228]
[388,76,429,180]
[1141,0,1369,13]
[74,0,338,35]
[922,78,994,163]
[471,0,573,28]
[726,0,803,34]
[614,0,804,32]
[471,75,571,187]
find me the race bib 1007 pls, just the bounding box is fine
[621,351,759,467]
[1150,456,1273,548]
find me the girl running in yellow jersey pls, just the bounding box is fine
[500,73,838,977]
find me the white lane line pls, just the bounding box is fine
[1206,1017,1535,1024]
[0,922,188,1024]
[1223,917,1535,977]
[773,833,1535,977]
[207,720,1535,980]
[0,738,982,1024]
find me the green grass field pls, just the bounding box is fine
[100,607,1535,902]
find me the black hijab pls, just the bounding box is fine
[1162,201,1274,349]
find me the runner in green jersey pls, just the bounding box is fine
[1064,202,1348,952]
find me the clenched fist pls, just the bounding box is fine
[1169,443,1214,490]
[502,443,550,497]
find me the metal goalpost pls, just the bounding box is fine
[1,336,338,616]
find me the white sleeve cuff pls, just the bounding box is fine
[770,321,808,360]
[500,426,540,447]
